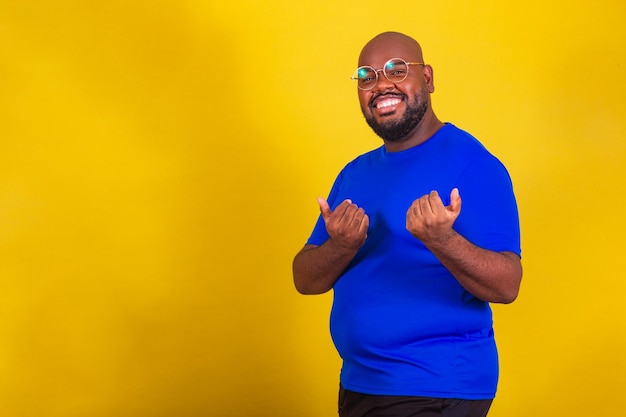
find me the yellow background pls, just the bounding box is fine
[1,1,624,416]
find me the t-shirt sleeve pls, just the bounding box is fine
[454,155,521,257]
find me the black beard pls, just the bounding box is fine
[363,91,429,143]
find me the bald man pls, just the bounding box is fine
[293,32,522,417]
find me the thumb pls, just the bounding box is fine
[317,197,333,221]
[447,188,462,215]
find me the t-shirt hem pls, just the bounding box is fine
[340,382,495,400]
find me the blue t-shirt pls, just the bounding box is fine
[306,124,521,399]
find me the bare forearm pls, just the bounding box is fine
[426,231,522,303]
[292,242,358,295]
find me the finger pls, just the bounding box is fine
[334,199,357,224]
[350,207,366,227]
[317,197,333,221]
[428,190,445,214]
[448,188,462,215]
[358,213,370,235]
[419,193,435,215]
[409,199,421,217]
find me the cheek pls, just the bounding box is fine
[357,92,371,110]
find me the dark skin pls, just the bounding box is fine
[357,32,443,152]
[293,32,522,303]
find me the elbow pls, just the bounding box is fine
[292,266,331,295]
[292,249,334,295]
[293,274,332,295]
[294,283,330,296]
[295,285,323,295]
[293,276,311,295]
[484,285,519,304]
[494,289,519,304]
[493,271,522,304]
[492,253,522,304]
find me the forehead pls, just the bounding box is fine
[358,35,422,67]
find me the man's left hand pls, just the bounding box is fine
[406,188,462,244]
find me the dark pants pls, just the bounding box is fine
[338,385,493,417]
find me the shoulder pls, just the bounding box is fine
[428,124,501,172]
[438,123,490,154]
[341,146,385,172]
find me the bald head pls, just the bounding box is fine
[359,32,425,66]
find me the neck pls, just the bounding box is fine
[383,112,444,152]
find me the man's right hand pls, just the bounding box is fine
[292,198,369,295]
[317,197,369,250]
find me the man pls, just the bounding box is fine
[293,32,522,417]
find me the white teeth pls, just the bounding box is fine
[376,98,401,109]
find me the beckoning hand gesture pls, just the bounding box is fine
[406,188,462,244]
[318,197,369,251]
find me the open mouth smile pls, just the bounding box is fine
[370,94,405,115]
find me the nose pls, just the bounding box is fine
[372,69,396,92]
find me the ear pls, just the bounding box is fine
[423,64,435,93]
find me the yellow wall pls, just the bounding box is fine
[1,1,624,416]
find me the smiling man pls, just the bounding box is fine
[358,36,437,149]
[293,32,522,417]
